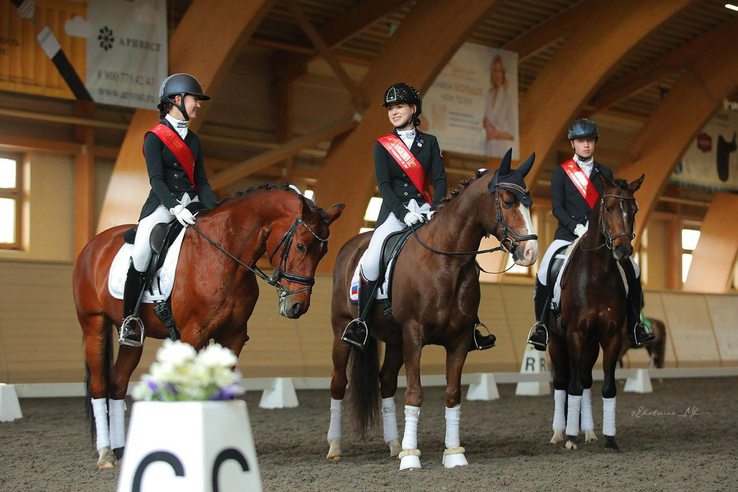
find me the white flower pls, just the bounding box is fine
[131,379,154,401]
[156,339,196,366]
[198,343,237,368]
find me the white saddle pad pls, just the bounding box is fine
[552,237,628,308]
[108,228,187,303]
[349,251,397,303]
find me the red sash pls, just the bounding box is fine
[143,124,198,193]
[377,134,433,205]
[561,159,597,208]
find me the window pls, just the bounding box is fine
[681,228,700,283]
[0,155,22,249]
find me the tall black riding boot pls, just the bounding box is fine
[341,278,378,351]
[527,278,550,351]
[623,262,655,348]
[119,262,147,348]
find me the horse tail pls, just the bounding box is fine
[84,324,114,446]
[346,336,380,441]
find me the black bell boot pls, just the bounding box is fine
[470,320,496,351]
[624,270,655,348]
[119,262,147,348]
[341,278,378,351]
[527,278,550,351]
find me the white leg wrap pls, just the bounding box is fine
[382,397,399,443]
[565,394,582,437]
[553,389,566,431]
[444,405,461,449]
[327,398,342,442]
[581,389,595,431]
[603,397,616,436]
[108,399,127,450]
[91,398,110,451]
[401,405,421,450]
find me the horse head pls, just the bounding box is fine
[484,148,539,266]
[595,173,644,261]
[264,190,344,319]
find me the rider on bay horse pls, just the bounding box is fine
[118,73,218,347]
[527,118,655,351]
[340,82,495,351]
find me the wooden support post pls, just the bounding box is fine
[74,101,95,257]
[274,74,294,183]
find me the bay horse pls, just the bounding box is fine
[326,152,539,470]
[73,185,343,468]
[548,173,644,452]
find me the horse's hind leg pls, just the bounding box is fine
[82,314,116,468]
[327,325,351,461]
[108,344,144,462]
[548,333,568,445]
[380,343,404,458]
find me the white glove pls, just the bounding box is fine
[403,211,424,227]
[169,204,196,227]
[425,210,436,221]
[573,223,587,238]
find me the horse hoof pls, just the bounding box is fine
[442,450,468,468]
[584,430,598,443]
[565,440,578,450]
[399,449,422,470]
[96,446,116,469]
[388,438,401,459]
[550,430,565,444]
[604,436,619,452]
[326,438,341,461]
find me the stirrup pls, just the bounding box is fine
[341,318,369,350]
[119,316,145,348]
[472,322,495,351]
[630,322,655,348]
[527,322,548,350]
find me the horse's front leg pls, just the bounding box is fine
[549,331,569,445]
[108,345,144,463]
[601,324,622,452]
[399,322,424,471]
[565,326,586,450]
[442,341,469,468]
[380,343,405,459]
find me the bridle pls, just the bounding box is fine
[192,216,328,298]
[580,193,637,252]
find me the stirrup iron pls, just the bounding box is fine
[341,318,369,350]
[119,316,145,348]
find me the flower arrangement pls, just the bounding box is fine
[132,340,245,402]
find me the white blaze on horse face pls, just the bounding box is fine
[515,203,539,266]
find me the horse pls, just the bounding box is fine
[73,184,344,468]
[326,152,539,470]
[619,316,667,369]
[548,173,645,452]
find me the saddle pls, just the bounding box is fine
[122,202,206,340]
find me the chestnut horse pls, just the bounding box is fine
[548,174,644,452]
[74,185,343,468]
[326,154,539,470]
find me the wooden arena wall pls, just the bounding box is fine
[1,260,736,385]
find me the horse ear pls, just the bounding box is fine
[629,174,645,193]
[499,148,512,175]
[598,173,608,190]
[324,203,345,225]
[515,152,535,178]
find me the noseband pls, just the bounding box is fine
[581,193,637,251]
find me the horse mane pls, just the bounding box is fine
[435,169,489,211]
[214,182,327,219]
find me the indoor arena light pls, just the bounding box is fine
[725,3,738,12]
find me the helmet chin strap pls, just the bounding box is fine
[172,93,190,121]
[395,112,415,130]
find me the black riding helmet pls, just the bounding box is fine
[157,73,210,121]
[568,118,599,141]
[382,83,422,127]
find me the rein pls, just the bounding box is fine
[580,193,637,252]
[192,216,327,297]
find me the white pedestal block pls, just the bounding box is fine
[515,346,551,396]
[624,369,653,394]
[466,373,499,401]
[117,400,261,492]
[259,378,299,409]
[0,384,22,422]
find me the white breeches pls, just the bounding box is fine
[361,199,430,281]
[131,194,198,272]
[537,238,640,286]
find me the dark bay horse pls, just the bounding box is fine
[548,174,644,452]
[73,185,343,467]
[327,154,539,470]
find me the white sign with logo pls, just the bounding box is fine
[79,0,167,109]
[674,109,738,191]
[421,43,519,159]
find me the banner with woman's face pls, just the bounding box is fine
[421,43,519,159]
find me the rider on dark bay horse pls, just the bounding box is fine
[119,73,218,347]
[527,118,655,350]
[340,82,495,352]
